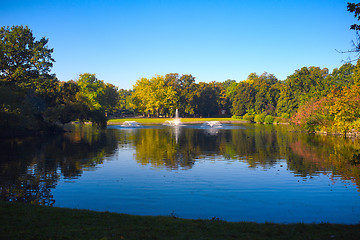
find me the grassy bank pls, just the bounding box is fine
[1,201,359,240]
[108,117,248,125]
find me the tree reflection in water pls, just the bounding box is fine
[1,124,360,206]
[287,133,360,189]
[131,124,360,190]
[0,124,119,205]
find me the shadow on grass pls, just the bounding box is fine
[1,201,360,240]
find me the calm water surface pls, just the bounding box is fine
[1,123,360,223]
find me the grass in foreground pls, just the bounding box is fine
[1,201,360,240]
[108,117,246,124]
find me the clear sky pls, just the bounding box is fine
[1,0,358,89]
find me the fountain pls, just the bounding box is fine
[121,121,140,127]
[203,121,222,128]
[164,109,182,126]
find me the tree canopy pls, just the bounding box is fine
[0,26,120,133]
[2,5,360,137]
[0,25,54,88]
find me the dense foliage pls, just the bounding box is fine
[2,2,360,136]
[0,26,121,133]
[126,63,360,134]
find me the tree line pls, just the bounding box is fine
[1,9,360,135]
[0,26,119,134]
[127,63,360,134]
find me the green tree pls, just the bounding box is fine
[222,79,237,89]
[74,73,119,127]
[252,73,279,115]
[57,80,80,104]
[254,82,268,114]
[164,73,181,90]
[287,67,329,104]
[353,59,360,86]
[98,83,120,114]
[151,75,178,117]
[325,63,354,90]
[76,73,105,110]
[231,73,279,117]
[216,82,230,115]
[0,83,22,130]
[32,74,59,106]
[0,25,54,88]
[276,84,297,116]
[195,82,220,117]
[0,25,59,133]
[178,74,196,117]
[266,82,281,115]
[224,80,238,114]
[232,82,256,116]
[163,73,198,117]
[118,89,134,115]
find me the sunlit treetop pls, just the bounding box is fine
[0,25,54,86]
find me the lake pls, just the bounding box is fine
[1,123,360,224]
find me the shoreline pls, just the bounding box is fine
[107,119,251,125]
[1,201,359,240]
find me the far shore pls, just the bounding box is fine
[107,117,250,125]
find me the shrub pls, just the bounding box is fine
[351,119,360,132]
[264,115,274,124]
[291,98,329,133]
[243,113,254,122]
[232,115,242,119]
[281,113,290,119]
[254,113,266,123]
[90,109,107,129]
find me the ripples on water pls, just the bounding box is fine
[1,124,360,223]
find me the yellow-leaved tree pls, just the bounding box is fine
[327,84,360,133]
[131,75,178,117]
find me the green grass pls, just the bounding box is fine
[108,117,248,125]
[1,201,359,240]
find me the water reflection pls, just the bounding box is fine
[287,134,360,187]
[128,124,289,170]
[1,123,360,209]
[0,124,118,205]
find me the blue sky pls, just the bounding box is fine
[1,0,357,89]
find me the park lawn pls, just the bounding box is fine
[108,117,246,125]
[1,201,360,240]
